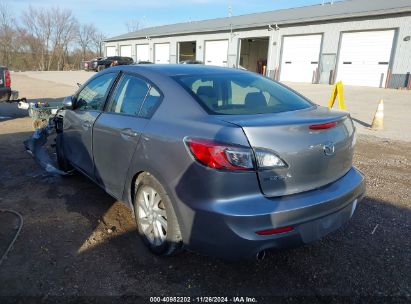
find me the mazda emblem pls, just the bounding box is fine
[323,142,335,156]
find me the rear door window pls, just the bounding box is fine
[139,86,162,118]
[107,74,150,116]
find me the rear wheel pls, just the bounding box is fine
[134,174,183,256]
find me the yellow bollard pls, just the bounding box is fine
[336,82,346,110]
[327,81,347,110]
[371,99,384,130]
[327,83,338,108]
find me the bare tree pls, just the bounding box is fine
[48,7,78,70]
[77,23,97,60]
[125,18,144,33]
[0,2,16,67]
[17,27,42,70]
[21,6,78,70]
[91,30,106,57]
[21,6,53,70]
[0,3,104,71]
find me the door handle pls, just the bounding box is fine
[121,128,139,137]
[82,121,92,129]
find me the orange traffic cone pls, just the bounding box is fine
[371,99,384,130]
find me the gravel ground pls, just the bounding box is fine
[0,116,410,302]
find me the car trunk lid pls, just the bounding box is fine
[217,106,355,197]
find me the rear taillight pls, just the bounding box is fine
[185,138,288,171]
[4,69,10,87]
[309,121,337,130]
[185,138,254,171]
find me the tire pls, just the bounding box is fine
[133,173,183,256]
[56,134,73,172]
[97,65,105,72]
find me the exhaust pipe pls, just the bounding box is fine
[256,250,266,261]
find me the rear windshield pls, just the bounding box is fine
[175,73,313,115]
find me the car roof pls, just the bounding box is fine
[116,64,250,77]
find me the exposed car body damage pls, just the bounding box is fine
[24,117,68,176]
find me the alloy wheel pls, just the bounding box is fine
[137,185,168,246]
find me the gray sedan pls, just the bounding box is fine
[58,64,365,260]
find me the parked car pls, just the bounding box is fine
[92,56,134,71]
[57,65,365,260]
[83,58,102,71]
[0,66,18,102]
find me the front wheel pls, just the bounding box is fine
[134,174,183,256]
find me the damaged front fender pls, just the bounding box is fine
[24,117,68,176]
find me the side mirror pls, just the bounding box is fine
[62,96,74,109]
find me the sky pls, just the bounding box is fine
[7,0,343,38]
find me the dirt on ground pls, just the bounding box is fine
[0,115,410,301]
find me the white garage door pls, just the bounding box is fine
[154,43,170,64]
[204,40,228,67]
[136,44,150,63]
[336,30,395,87]
[106,46,116,57]
[280,35,322,83]
[120,45,132,57]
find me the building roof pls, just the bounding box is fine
[105,0,411,42]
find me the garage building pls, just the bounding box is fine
[103,0,411,88]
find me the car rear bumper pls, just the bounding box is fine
[184,167,365,260]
